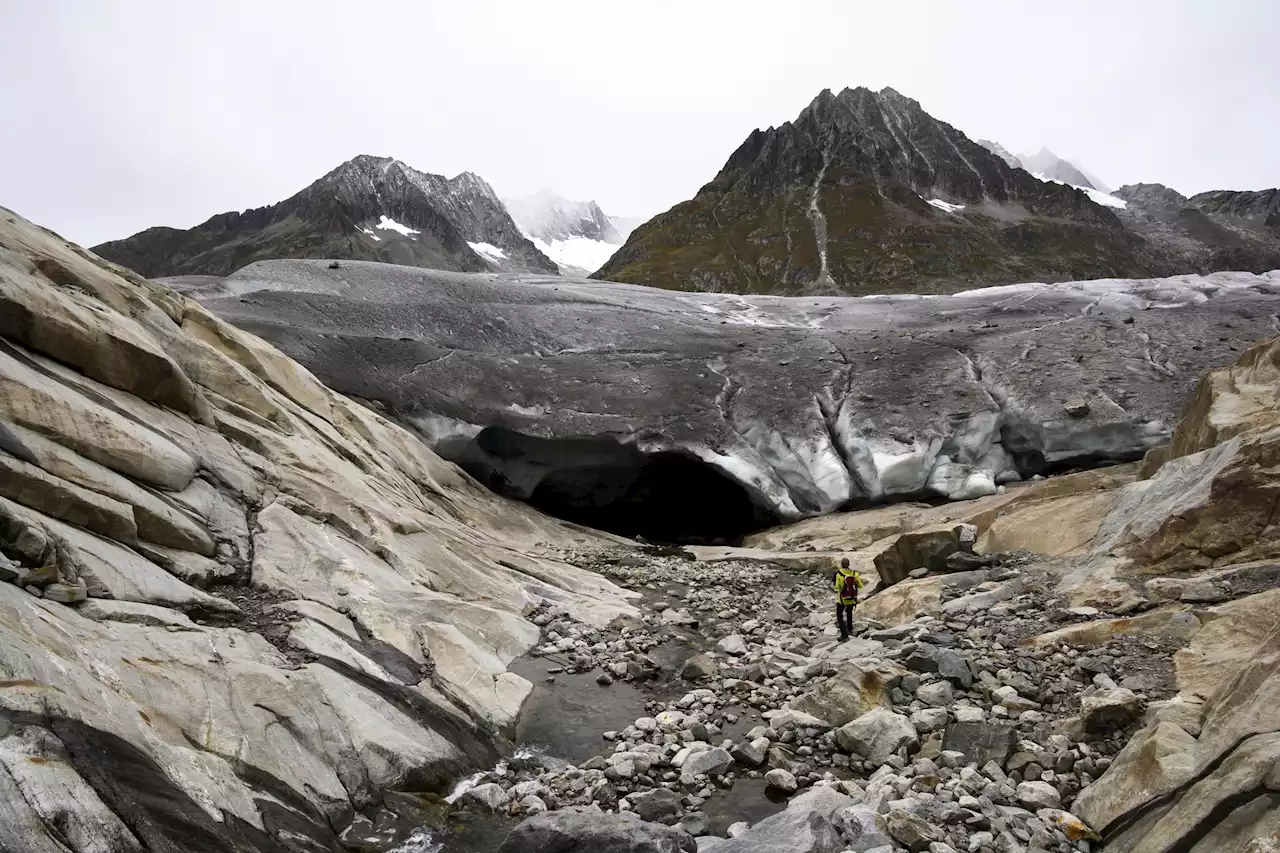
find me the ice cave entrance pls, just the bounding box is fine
[457,427,778,544]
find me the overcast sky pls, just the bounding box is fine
[1,0,1276,247]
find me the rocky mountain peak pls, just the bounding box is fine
[1114,182,1190,210]
[93,155,557,277]
[1189,188,1280,234]
[595,86,1140,296]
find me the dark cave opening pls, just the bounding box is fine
[456,427,779,544]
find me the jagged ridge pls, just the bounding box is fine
[593,87,1159,296]
[92,154,558,277]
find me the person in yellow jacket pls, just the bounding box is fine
[832,557,864,641]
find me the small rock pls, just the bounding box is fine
[41,582,86,604]
[458,782,509,812]
[681,653,718,680]
[628,787,682,822]
[885,808,944,852]
[716,634,747,656]
[1064,399,1091,418]
[731,737,769,767]
[680,747,732,784]
[916,681,954,707]
[1015,780,1061,810]
[764,768,799,792]
[1081,687,1142,734]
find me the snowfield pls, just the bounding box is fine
[927,198,966,213]
[376,215,420,236]
[531,236,619,276]
[1033,174,1128,209]
[467,241,509,262]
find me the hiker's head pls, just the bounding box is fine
[840,558,850,569]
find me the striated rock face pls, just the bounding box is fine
[91,154,558,277]
[1113,183,1280,276]
[0,205,634,852]
[593,86,1160,296]
[1061,336,1280,850]
[195,256,1280,540]
[1097,336,1280,572]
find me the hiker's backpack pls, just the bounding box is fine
[840,571,863,599]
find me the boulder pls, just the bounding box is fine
[873,523,978,586]
[498,808,697,853]
[932,648,974,689]
[787,663,892,726]
[698,786,852,853]
[884,808,944,852]
[764,768,798,792]
[731,737,769,767]
[1015,781,1062,810]
[716,634,747,656]
[909,708,949,733]
[915,681,953,707]
[681,652,718,680]
[458,782,509,812]
[942,721,1016,768]
[857,576,943,625]
[680,748,733,784]
[836,708,919,764]
[1081,687,1142,734]
[628,788,683,822]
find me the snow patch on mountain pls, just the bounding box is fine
[927,198,966,213]
[1033,174,1128,209]
[529,237,619,277]
[467,241,509,262]
[376,215,420,237]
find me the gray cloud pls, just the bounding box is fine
[1,0,1276,247]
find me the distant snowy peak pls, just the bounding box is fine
[505,190,622,244]
[1017,148,1098,192]
[976,139,1020,170]
[974,142,1110,194]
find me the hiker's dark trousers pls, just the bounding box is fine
[836,603,855,636]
